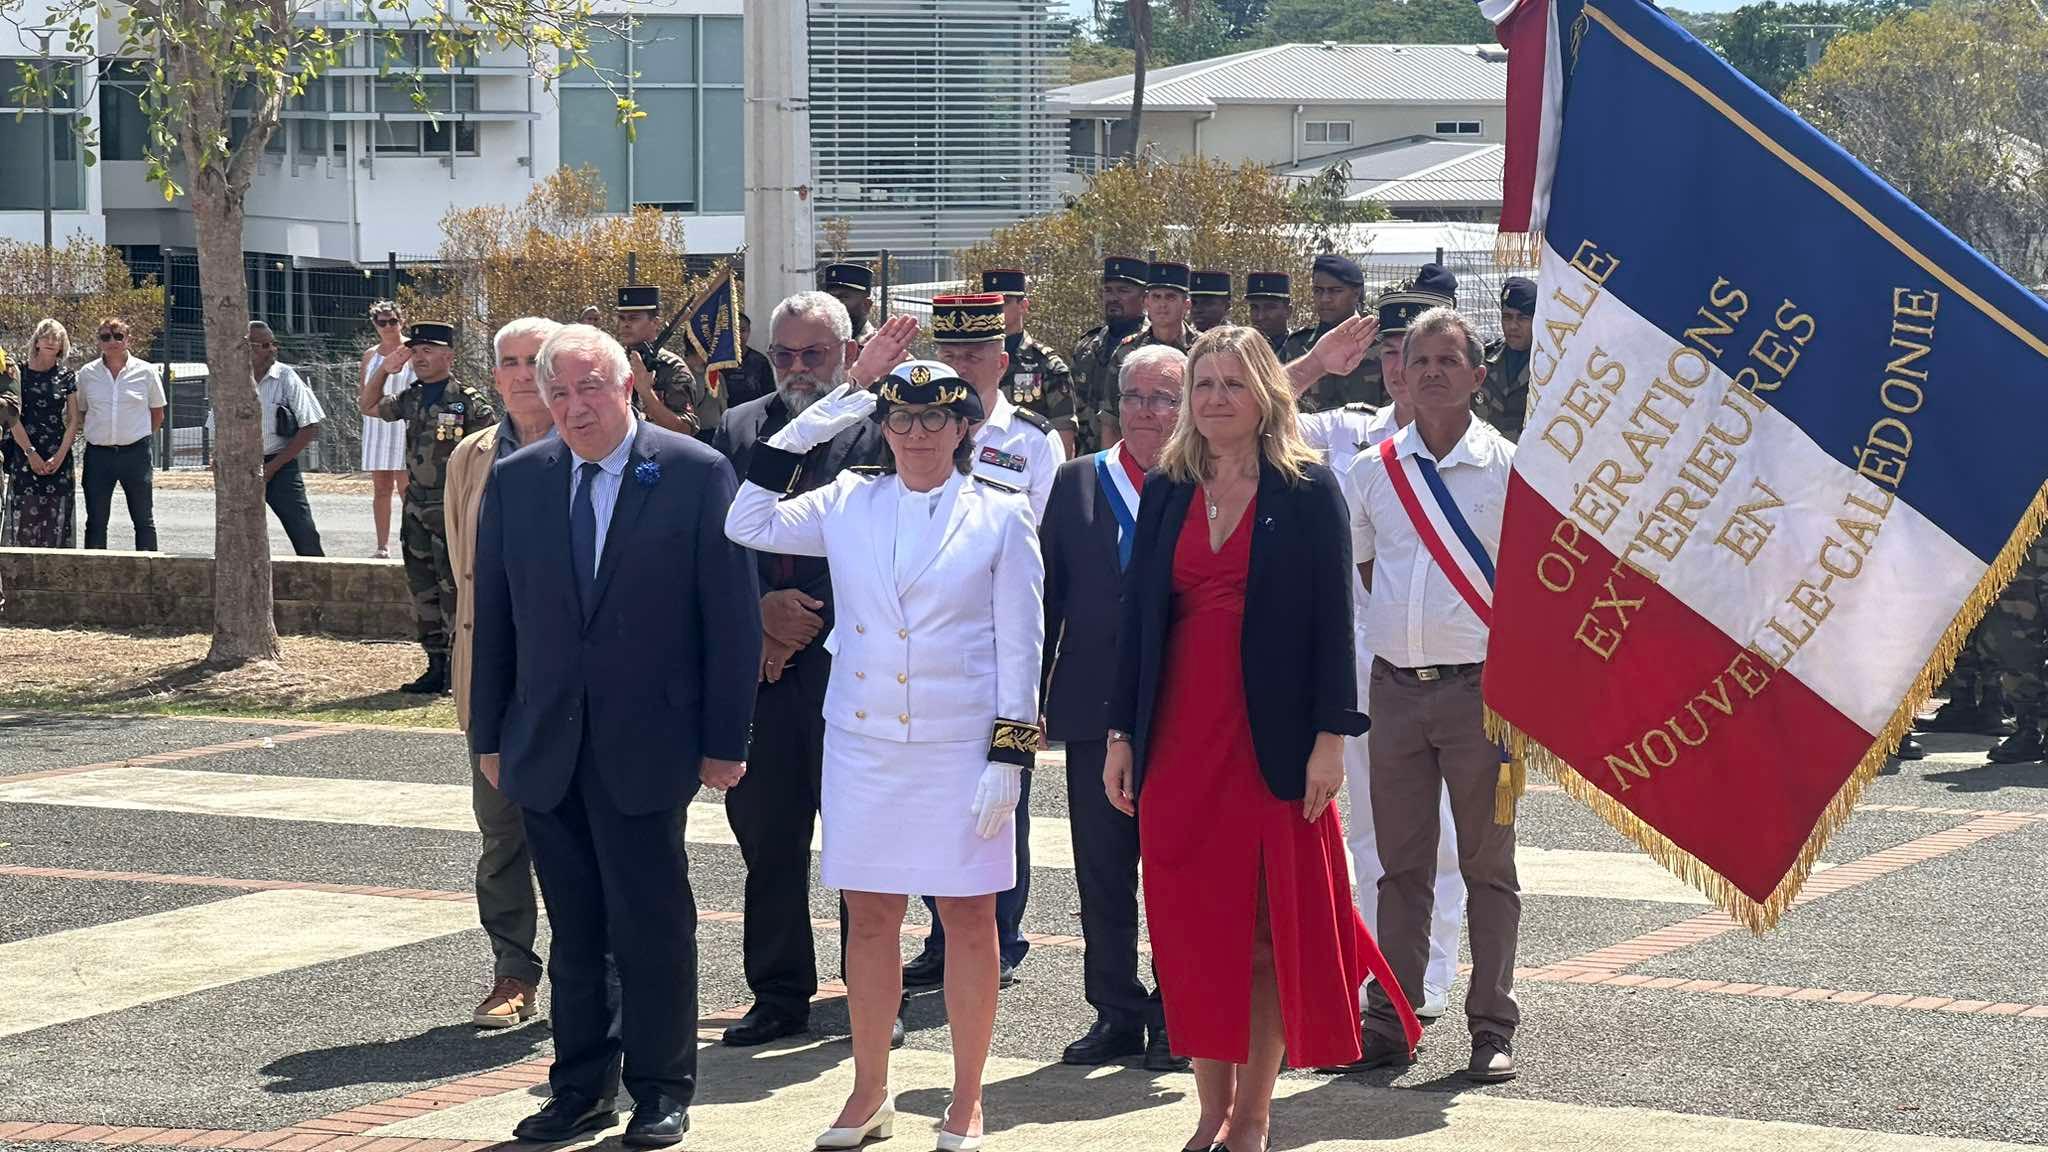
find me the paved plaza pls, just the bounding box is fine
[1,708,2046,1150]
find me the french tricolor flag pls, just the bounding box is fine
[1478,0,2048,928]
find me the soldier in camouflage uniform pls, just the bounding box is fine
[1476,276,1536,442]
[823,262,878,343]
[1978,542,2048,763]
[1106,261,1201,434]
[356,322,496,694]
[1919,624,2009,741]
[615,285,714,441]
[1283,253,1386,411]
[1072,256,1150,454]
[982,268,1079,457]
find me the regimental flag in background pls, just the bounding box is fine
[1477,0,2048,929]
[685,265,744,392]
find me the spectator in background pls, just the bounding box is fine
[360,300,413,559]
[2,320,82,548]
[76,317,165,551]
[580,305,603,325]
[725,312,776,407]
[247,321,325,557]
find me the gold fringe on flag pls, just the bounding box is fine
[1485,481,2048,933]
[1493,230,1544,269]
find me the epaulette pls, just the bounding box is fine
[1343,401,1378,414]
[847,465,885,477]
[974,475,1023,495]
[1011,406,1052,433]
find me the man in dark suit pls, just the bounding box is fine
[711,291,881,1047]
[469,323,761,1147]
[1039,343,1188,1072]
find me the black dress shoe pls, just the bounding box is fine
[1895,734,1926,761]
[622,1094,689,1148]
[1316,1029,1414,1074]
[998,962,1019,989]
[721,1007,808,1047]
[1061,1017,1144,1065]
[512,1093,617,1142]
[902,947,945,988]
[1144,1024,1191,1072]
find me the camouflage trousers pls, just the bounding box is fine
[401,499,455,656]
[1976,541,2048,717]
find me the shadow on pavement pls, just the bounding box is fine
[258,1020,552,1094]
[1923,760,2048,793]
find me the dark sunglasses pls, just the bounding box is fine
[97,332,125,342]
[768,344,837,370]
[883,409,958,434]
[373,316,400,327]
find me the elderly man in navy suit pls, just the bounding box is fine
[469,324,761,1147]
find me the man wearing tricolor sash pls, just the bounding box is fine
[1349,306,1521,1082]
[1038,344,1188,1072]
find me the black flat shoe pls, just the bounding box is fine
[1062,1017,1144,1065]
[512,1093,617,1142]
[721,1007,808,1047]
[1144,1024,1190,1072]
[891,1009,906,1049]
[622,1094,689,1148]
[902,947,945,989]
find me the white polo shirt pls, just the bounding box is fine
[76,356,166,447]
[257,362,327,456]
[1348,416,1514,668]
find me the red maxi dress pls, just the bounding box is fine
[1139,493,1419,1067]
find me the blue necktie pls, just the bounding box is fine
[571,460,600,610]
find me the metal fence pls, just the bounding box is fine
[160,359,468,474]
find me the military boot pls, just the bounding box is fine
[1986,716,2045,764]
[403,652,451,695]
[1895,735,1926,760]
[1919,691,2003,735]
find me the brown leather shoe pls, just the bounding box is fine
[473,976,538,1028]
[1465,1031,1516,1082]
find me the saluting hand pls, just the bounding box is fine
[846,314,920,388]
[1309,313,1379,378]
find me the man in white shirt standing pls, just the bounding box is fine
[247,322,327,557]
[1350,306,1520,1084]
[75,317,166,550]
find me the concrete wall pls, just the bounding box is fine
[0,549,415,640]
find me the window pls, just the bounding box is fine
[289,78,348,158]
[0,58,85,209]
[1434,120,1482,136]
[1304,120,1352,145]
[100,60,150,161]
[559,15,743,214]
[372,76,479,155]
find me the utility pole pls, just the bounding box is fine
[27,26,61,295]
[1768,22,1847,69]
[743,0,816,322]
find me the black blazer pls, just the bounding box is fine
[468,420,763,815]
[1039,451,1126,742]
[1106,457,1367,802]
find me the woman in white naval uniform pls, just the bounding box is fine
[1294,300,1465,1022]
[726,354,1045,1152]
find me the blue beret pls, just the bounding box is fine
[1312,253,1365,287]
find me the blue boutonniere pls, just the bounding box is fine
[635,458,662,488]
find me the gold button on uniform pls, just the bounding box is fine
[896,673,907,684]
[898,713,909,724]
[856,625,866,634]
[855,671,866,679]
[855,710,868,719]
[897,628,908,639]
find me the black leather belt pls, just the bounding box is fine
[1375,657,1483,683]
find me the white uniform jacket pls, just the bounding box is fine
[726,467,1047,745]
[972,394,1066,520]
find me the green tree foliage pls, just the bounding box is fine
[0,237,166,361]
[1069,36,1139,83]
[1707,0,1915,98]
[1290,162,1393,254]
[954,157,1324,358]
[1259,0,1496,44]
[1790,0,2048,283]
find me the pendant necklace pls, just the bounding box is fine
[1207,499,1219,520]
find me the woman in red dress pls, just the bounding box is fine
[1105,327,1419,1152]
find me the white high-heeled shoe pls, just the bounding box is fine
[934,1112,984,1152]
[816,1094,895,1148]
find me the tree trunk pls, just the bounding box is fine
[192,176,280,667]
[1127,1,1150,159]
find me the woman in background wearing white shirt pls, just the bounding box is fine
[359,300,413,558]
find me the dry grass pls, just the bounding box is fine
[0,626,455,728]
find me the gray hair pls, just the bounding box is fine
[537,324,632,394]
[494,316,563,360]
[29,317,70,360]
[1401,305,1486,369]
[1118,343,1187,392]
[247,320,275,340]
[769,291,853,345]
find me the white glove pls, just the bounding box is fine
[765,381,877,453]
[969,762,1023,840]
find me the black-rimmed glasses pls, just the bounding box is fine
[883,409,957,434]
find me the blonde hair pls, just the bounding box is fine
[29,317,70,362]
[1158,326,1320,486]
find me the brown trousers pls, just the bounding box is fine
[1362,659,1521,1041]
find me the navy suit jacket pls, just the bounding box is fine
[1039,451,1126,743]
[1106,458,1367,802]
[468,419,762,816]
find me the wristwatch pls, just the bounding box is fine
[1106,729,1132,746]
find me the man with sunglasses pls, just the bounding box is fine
[75,317,166,551]
[708,291,891,1048]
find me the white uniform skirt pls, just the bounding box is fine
[820,723,1013,897]
[360,352,413,471]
